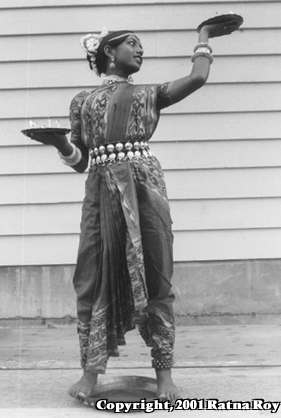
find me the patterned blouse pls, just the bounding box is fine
[69,81,174,149]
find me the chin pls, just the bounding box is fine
[130,65,141,75]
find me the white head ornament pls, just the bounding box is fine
[80,27,109,76]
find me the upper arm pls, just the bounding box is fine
[156,81,175,111]
[69,91,89,159]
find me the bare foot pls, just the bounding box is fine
[68,370,98,401]
[156,369,181,404]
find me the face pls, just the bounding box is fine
[111,35,144,76]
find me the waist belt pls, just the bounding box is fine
[90,141,153,166]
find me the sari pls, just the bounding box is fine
[70,80,175,373]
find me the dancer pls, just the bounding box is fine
[28,19,240,403]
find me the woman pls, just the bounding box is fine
[29,20,239,403]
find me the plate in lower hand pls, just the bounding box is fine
[21,127,71,137]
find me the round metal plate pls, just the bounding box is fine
[197,13,243,32]
[85,375,157,410]
[21,127,71,137]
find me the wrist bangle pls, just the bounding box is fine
[191,51,214,64]
[58,143,82,166]
[194,47,212,55]
[194,42,213,54]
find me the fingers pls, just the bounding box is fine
[27,131,58,145]
[28,133,48,143]
[222,21,241,33]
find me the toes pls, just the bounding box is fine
[169,392,177,405]
[78,391,87,399]
[165,392,173,404]
[68,388,76,398]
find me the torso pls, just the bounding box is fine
[80,82,161,148]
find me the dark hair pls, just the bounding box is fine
[87,30,134,76]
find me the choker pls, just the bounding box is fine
[102,74,133,85]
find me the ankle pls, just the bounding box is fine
[156,369,172,381]
[83,370,98,381]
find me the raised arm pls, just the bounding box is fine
[168,21,240,104]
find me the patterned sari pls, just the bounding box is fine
[70,80,175,373]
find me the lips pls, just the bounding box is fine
[135,56,143,64]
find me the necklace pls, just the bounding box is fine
[102,74,133,85]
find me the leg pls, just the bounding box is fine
[69,167,140,400]
[69,171,105,399]
[137,181,180,403]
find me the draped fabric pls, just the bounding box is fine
[70,80,175,373]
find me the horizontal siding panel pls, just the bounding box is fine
[152,140,281,170]
[165,168,281,200]
[2,168,281,205]
[154,112,281,142]
[175,229,281,261]
[2,139,281,175]
[1,55,279,90]
[0,173,86,205]
[174,198,281,231]
[2,198,281,236]
[0,203,81,236]
[2,228,281,266]
[1,112,280,146]
[0,3,278,36]
[0,145,69,175]
[2,0,276,8]
[2,83,280,119]
[1,30,280,63]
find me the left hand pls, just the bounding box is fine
[200,20,241,38]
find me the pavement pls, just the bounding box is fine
[1,322,281,417]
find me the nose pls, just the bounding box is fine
[136,46,143,56]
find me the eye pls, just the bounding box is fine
[128,40,135,46]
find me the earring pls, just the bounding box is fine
[109,56,115,69]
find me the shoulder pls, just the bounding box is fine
[131,84,158,98]
[70,90,93,110]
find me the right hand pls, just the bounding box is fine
[28,131,69,149]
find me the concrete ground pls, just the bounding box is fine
[1,322,281,417]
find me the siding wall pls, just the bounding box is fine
[1,0,281,268]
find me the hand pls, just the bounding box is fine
[200,20,241,38]
[28,131,68,149]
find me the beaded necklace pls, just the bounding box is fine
[102,74,133,85]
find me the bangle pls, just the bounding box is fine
[194,42,213,54]
[191,51,214,64]
[194,47,212,55]
[58,143,82,166]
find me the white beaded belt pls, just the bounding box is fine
[90,141,153,166]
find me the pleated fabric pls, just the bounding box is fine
[70,80,176,373]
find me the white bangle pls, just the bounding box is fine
[191,51,214,64]
[194,42,213,54]
[194,47,212,55]
[58,143,82,166]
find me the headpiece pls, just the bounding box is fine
[80,28,135,76]
[80,27,109,75]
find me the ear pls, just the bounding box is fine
[104,45,114,59]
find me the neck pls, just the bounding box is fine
[102,74,133,85]
[104,74,129,82]
[106,68,130,78]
